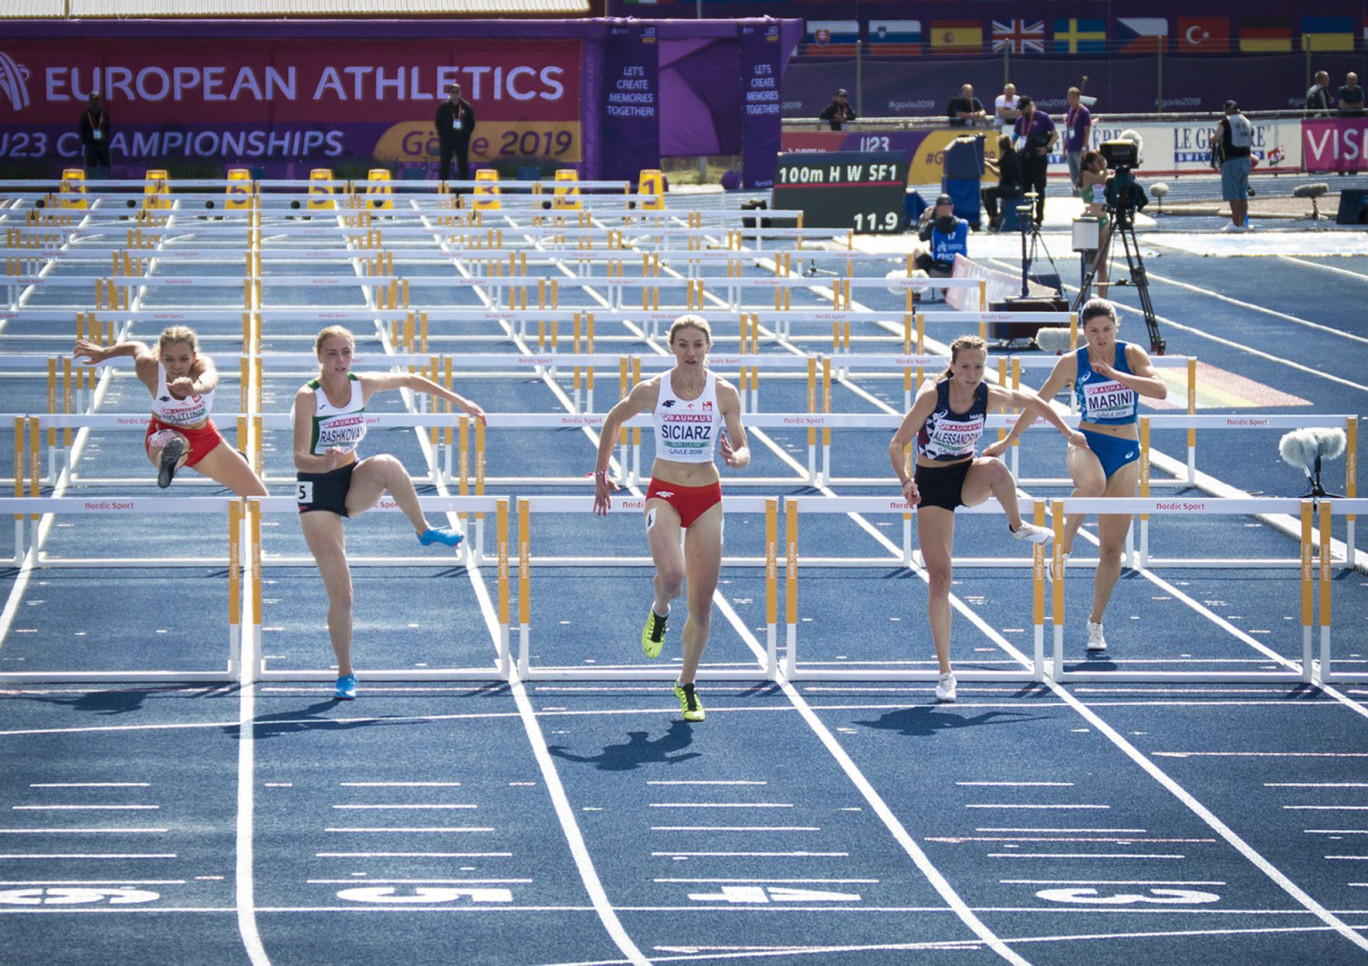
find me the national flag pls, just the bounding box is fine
[1177,17,1229,52]
[1116,18,1168,53]
[1239,18,1292,52]
[930,21,984,52]
[991,19,1046,54]
[868,20,922,56]
[1053,19,1107,55]
[806,20,859,56]
[1301,17,1354,51]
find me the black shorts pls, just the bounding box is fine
[296,463,356,516]
[914,459,973,511]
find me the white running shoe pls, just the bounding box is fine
[1045,551,1070,584]
[935,671,957,703]
[1086,620,1108,652]
[1012,521,1055,545]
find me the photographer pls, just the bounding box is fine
[1210,100,1252,231]
[913,194,969,284]
[1013,95,1056,225]
[981,134,1023,231]
[1078,150,1111,289]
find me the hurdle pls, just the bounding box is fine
[0,495,243,683]
[1317,499,1368,683]
[248,494,511,682]
[779,495,1048,682]
[1044,497,1329,683]
[513,494,778,680]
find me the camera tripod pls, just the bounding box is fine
[1016,191,1062,299]
[1072,204,1166,354]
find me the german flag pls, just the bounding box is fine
[1239,17,1292,52]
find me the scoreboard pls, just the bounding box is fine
[770,151,909,233]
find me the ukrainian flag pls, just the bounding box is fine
[1053,19,1108,55]
[1301,16,1355,52]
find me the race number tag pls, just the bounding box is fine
[295,481,314,504]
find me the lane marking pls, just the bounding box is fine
[654,878,879,884]
[29,783,150,788]
[339,782,462,787]
[1268,782,1368,788]
[651,826,818,832]
[981,828,1147,833]
[648,803,791,809]
[0,829,167,835]
[1000,879,1226,885]
[650,851,848,858]
[330,804,477,810]
[324,827,494,833]
[965,804,1110,810]
[957,782,1074,787]
[315,852,511,858]
[0,853,176,860]
[13,805,158,811]
[988,853,1185,860]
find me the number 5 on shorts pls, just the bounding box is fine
[295,481,313,504]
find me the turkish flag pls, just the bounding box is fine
[1177,17,1230,52]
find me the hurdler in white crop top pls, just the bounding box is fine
[150,362,214,426]
[653,371,723,463]
[306,374,367,455]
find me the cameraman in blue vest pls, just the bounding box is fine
[914,193,970,279]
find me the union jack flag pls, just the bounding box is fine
[991,19,1046,54]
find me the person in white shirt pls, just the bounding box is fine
[994,82,1021,135]
[593,315,750,722]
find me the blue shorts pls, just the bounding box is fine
[1082,429,1140,480]
[1221,157,1250,202]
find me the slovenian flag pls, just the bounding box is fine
[1053,19,1108,54]
[1301,17,1355,51]
[869,20,922,56]
[1116,18,1168,53]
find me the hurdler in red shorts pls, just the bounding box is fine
[644,478,723,528]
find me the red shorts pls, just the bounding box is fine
[645,479,723,529]
[144,417,225,469]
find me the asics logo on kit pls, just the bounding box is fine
[0,53,32,112]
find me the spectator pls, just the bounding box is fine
[994,83,1022,135]
[1063,86,1093,195]
[819,89,856,131]
[1211,100,1253,231]
[434,82,476,185]
[1306,70,1333,116]
[914,194,970,280]
[79,92,111,172]
[1337,72,1365,117]
[1013,95,1057,225]
[947,84,986,128]
[981,134,1023,231]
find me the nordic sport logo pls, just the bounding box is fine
[0,52,31,112]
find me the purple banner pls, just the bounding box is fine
[740,20,785,189]
[1304,118,1368,172]
[601,22,661,183]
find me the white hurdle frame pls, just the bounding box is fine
[1044,496,1341,684]
[780,495,1049,683]
[0,495,243,683]
[514,493,779,681]
[247,495,511,683]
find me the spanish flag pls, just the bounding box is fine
[930,21,983,51]
[1239,17,1292,52]
[1301,17,1355,52]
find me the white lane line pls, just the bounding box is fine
[648,803,791,809]
[1324,855,1368,860]
[989,853,1186,860]
[339,777,462,782]
[0,828,167,834]
[1305,829,1368,834]
[651,826,819,832]
[315,852,511,858]
[647,780,767,785]
[999,879,1227,885]
[1154,752,1368,758]
[0,879,187,885]
[650,851,848,858]
[0,853,176,860]
[929,837,1214,844]
[324,827,494,833]
[980,828,1148,833]
[29,783,151,788]
[12,805,158,811]
[330,804,477,810]
[957,782,1075,787]
[654,878,880,884]
[235,670,267,966]
[1268,782,1368,788]
[1285,805,1368,810]
[305,878,533,885]
[965,804,1110,810]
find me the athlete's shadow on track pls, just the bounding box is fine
[7,685,234,716]
[854,704,1052,738]
[224,700,425,741]
[547,720,702,771]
